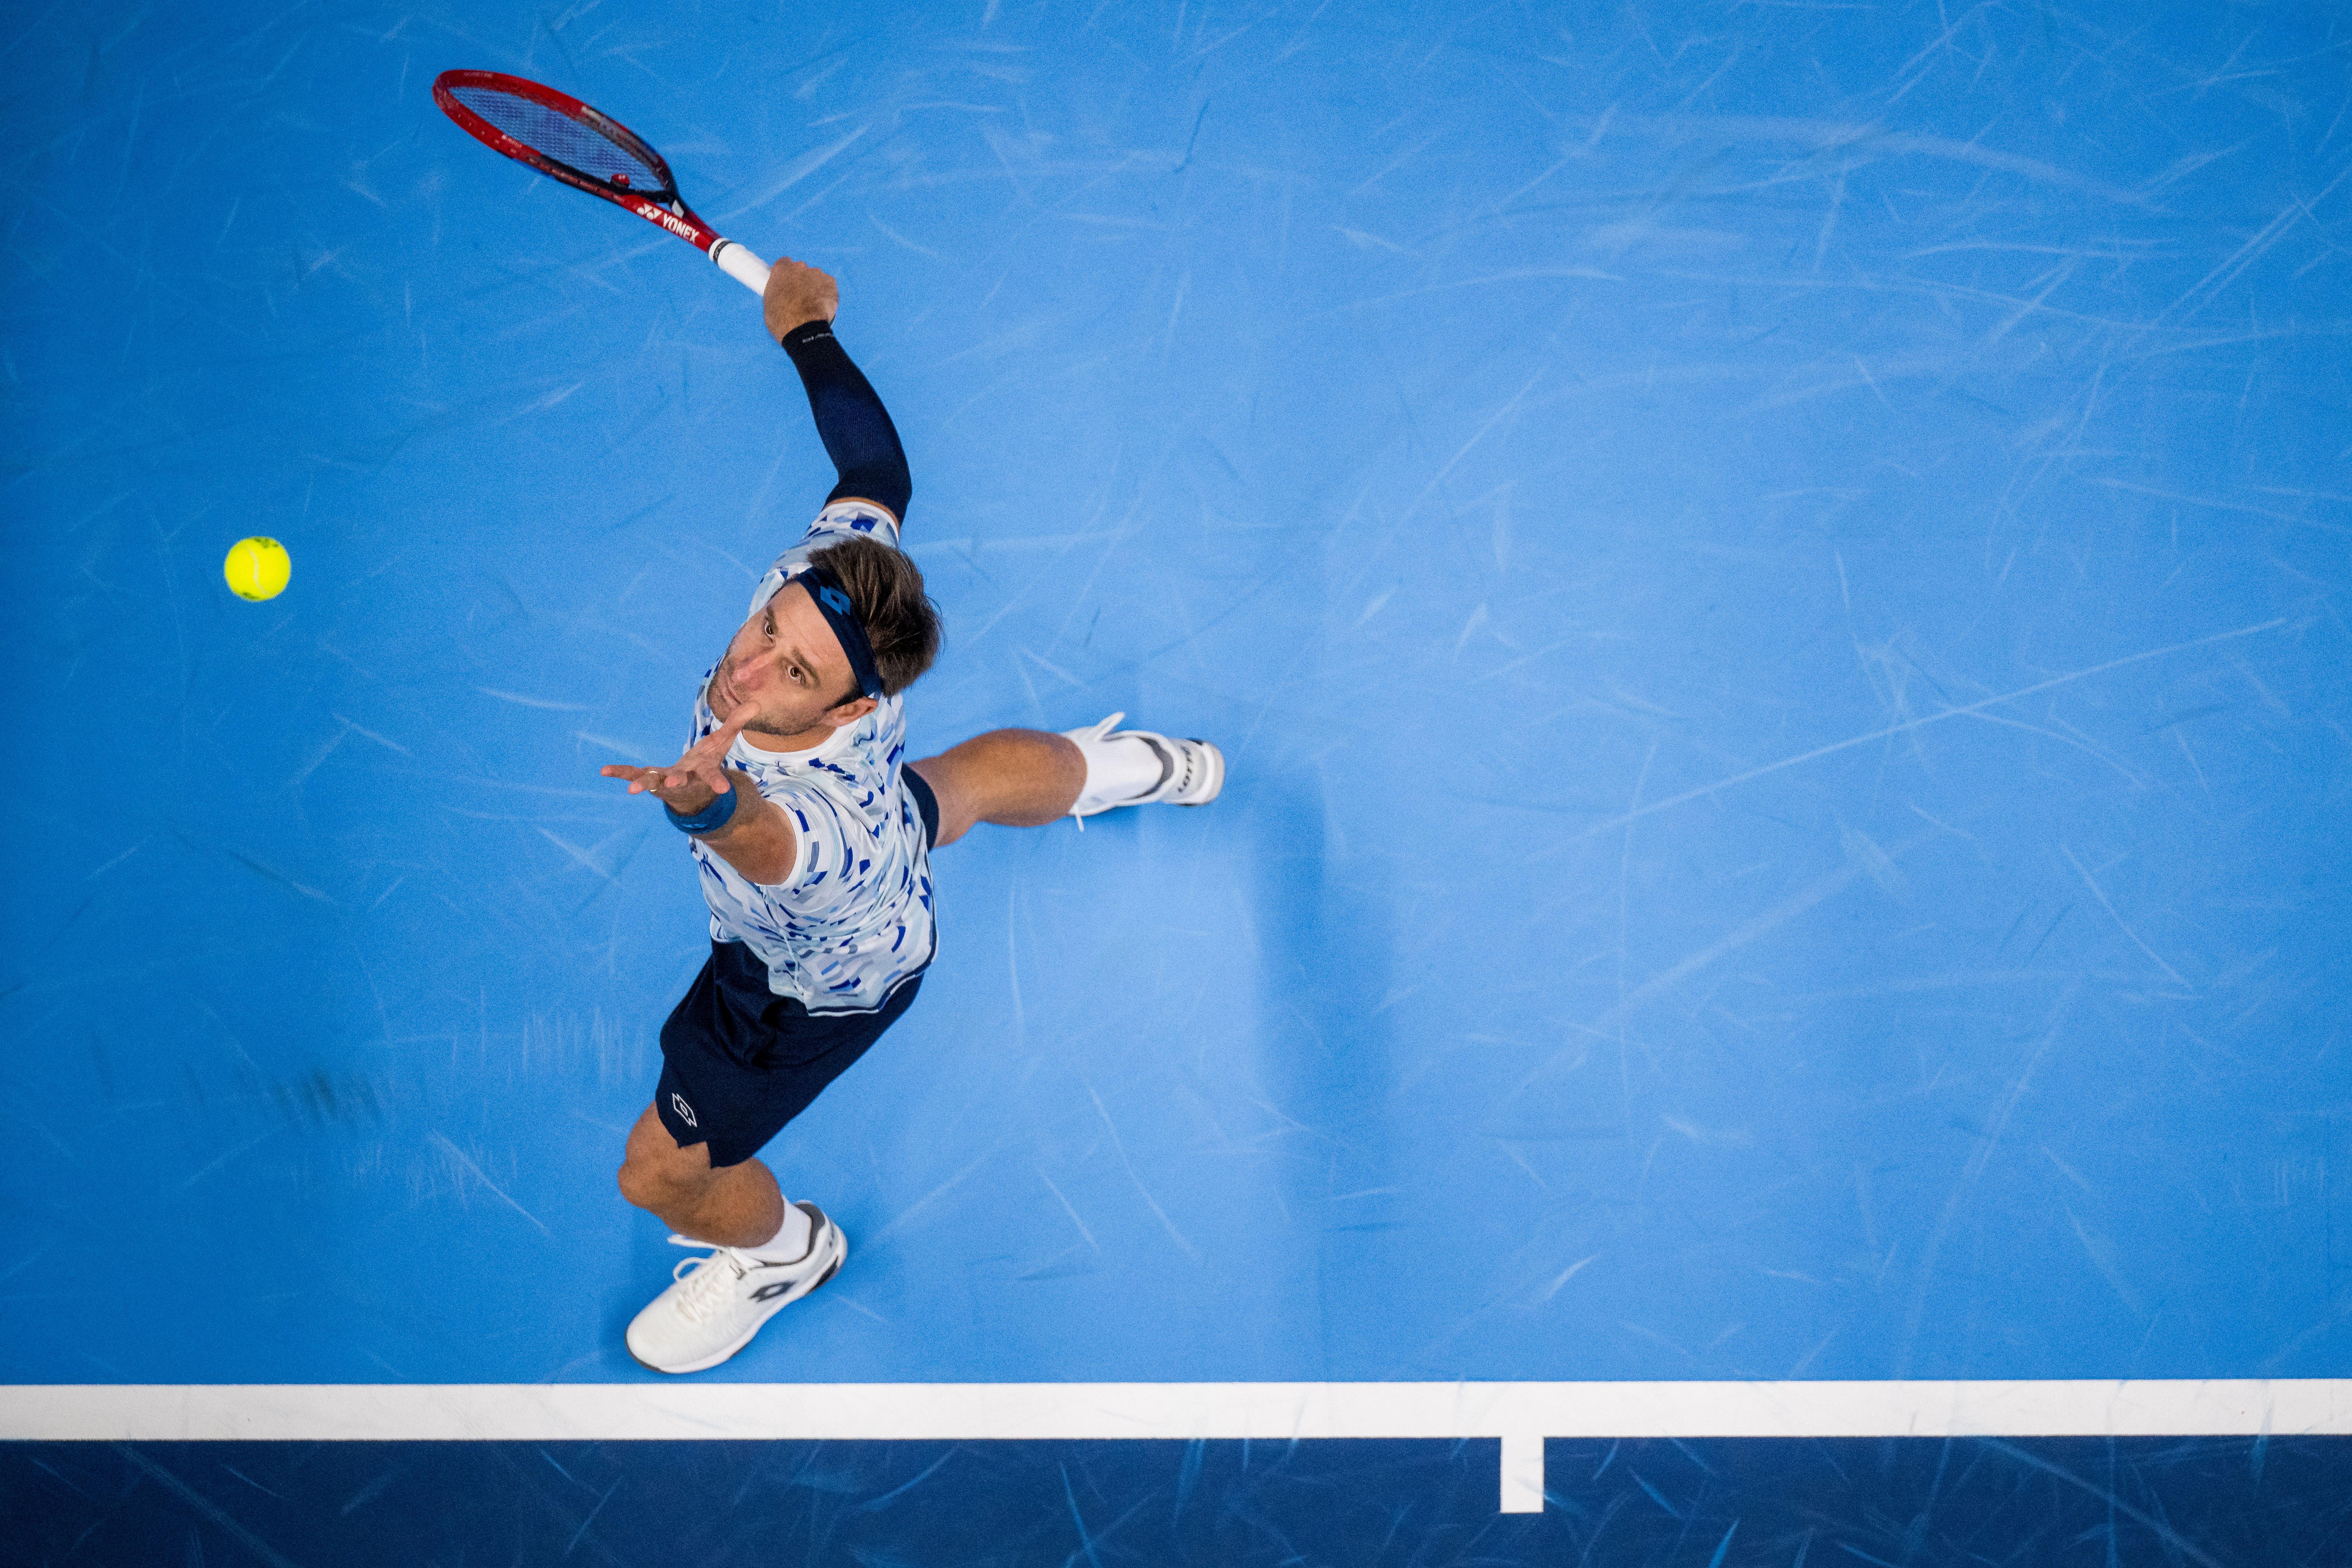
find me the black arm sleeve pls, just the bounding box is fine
[779,319,912,523]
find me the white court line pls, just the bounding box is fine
[6,1380,2344,1514]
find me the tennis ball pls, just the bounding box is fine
[224,536,291,601]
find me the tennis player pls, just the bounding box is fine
[598,259,1224,1373]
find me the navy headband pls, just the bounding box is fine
[795,564,885,705]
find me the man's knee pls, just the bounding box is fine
[615,1153,659,1209]
[618,1117,716,1212]
[618,1149,712,1212]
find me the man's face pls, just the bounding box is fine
[708,583,863,741]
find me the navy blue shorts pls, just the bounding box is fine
[654,767,939,1168]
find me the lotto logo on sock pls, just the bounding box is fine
[670,1093,698,1128]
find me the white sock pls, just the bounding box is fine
[741,1201,813,1263]
[1068,732,1166,814]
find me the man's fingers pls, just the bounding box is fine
[603,760,729,805]
[684,713,745,762]
[683,712,751,780]
[606,751,736,804]
[664,762,728,798]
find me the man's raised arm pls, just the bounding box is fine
[762,260,912,527]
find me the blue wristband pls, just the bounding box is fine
[664,786,741,836]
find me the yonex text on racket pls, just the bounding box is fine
[433,70,772,295]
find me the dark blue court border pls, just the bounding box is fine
[5,1435,2343,1565]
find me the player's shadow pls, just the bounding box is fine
[1244,756,1406,1357]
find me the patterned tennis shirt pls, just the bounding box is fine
[684,500,935,1014]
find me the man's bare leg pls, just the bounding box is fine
[617,1101,840,1374]
[617,1105,791,1248]
[909,729,1084,847]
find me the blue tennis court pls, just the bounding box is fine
[5,0,2347,1558]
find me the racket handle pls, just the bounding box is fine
[710,238,772,295]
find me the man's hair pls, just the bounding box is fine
[808,535,942,702]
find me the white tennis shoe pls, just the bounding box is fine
[625,1201,846,1375]
[1061,712,1225,819]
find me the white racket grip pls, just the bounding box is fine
[710,238,772,295]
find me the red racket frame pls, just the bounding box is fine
[432,70,771,294]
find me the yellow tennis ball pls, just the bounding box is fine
[224,536,292,601]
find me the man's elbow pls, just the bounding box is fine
[738,833,798,887]
[743,854,797,887]
[831,467,911,524]
[709,805,798,886]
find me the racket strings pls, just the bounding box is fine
[448,85,671,196]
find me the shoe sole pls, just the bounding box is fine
[628,1224,848,1377]
[1178,740,1224,806]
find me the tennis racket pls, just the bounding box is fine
[433,70,772,295]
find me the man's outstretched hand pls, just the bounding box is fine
[601,708,754,815]
[764,258,839,342]
[602,710,798,882]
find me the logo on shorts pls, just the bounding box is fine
[670,1092,698,1129]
